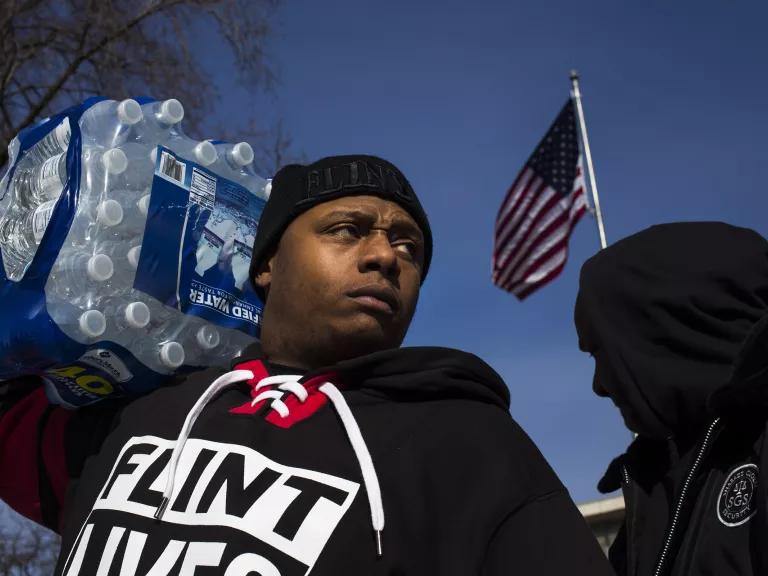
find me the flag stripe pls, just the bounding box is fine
[514,256,568,300]
[499,189,586,289]
[495,169,531,224]
[494,172,541,241]
[509,202,585,292]
[511,245,568,294]
[493,183,557,266]
[507,201,588,296]
[494,187,564,276]
[495,168,535,229]
[497,204,570,288]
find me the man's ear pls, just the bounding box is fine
[253,248,277,297]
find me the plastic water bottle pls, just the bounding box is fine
[47,301,106,341]
[0,197,62,269]
[65,196,127,248]
[211,142,254,184]
[81,198,125,232]
[194,323,221,351]
[1,146,127,275]
[20,147,125,209]
[182,321,221,366]
[22,152,68,206]
[119,142,157,192]
[167,138,218,167]
[133,338,186,373]
[80,99,143,147]
[117,192,151,238]
[81,147,128,193]
[101,298,151,331]
[25,120,71,164]
[47,251,114,304]
[98,239,141,290]
[143,296,175,330]
[135,99,185,146]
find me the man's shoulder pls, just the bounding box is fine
[125,365,228,409]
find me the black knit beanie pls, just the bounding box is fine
[249,155,433,294]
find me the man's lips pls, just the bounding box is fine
[347,285,399,315]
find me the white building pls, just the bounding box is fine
[578,495,625,556]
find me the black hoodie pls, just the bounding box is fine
[0,345,611,575]
[576,222,768,576]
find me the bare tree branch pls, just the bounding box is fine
[0,0,285,168]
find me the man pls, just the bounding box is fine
[1,155,611,574]
[576,222,768,576]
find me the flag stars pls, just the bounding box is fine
[525,101,580,197]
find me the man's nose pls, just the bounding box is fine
[360,232,399,277]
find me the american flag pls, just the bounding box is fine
[492,100,588,299]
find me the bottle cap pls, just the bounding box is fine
[127,245,142,269]
[137,194,151,217]
[79,310,106,338]
[229,142,254,167]
[158,99,184,125]
[96,199,124,227]
[87,254,114,282]
[194,141,217,166]
[117,99,143,125]
[102,148,128,175]
[196,325,221,350]
[159,341,185,368]
[124,302,150,329]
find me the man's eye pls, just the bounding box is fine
[393,240,418,258]
[329,224,360,238]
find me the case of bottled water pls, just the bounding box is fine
[0,96,269,407]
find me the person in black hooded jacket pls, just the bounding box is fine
[0,155,611,575]
[576,221,768,576]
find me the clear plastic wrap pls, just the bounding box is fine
[0,97,268,406]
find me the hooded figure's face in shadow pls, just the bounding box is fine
[575,222,768,440]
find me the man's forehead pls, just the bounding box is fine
[308,196,421,229]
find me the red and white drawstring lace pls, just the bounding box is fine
[154,370,385,556]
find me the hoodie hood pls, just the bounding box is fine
[709,311,768,416]
[234,344,511,411]
[575,222,768,439]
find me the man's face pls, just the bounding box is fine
[255,195,425,367]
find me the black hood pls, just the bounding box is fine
[575,222,768,439]
[709,312,768,416]
[235,344,510,411]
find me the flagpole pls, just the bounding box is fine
[569,70,607,250]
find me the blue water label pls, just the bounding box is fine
[134,147,265,337]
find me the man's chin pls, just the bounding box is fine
[325,319,404,359]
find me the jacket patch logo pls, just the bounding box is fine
[717,463,758,527]
[62,436,360,575]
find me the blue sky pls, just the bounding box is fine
[219,0,768,502]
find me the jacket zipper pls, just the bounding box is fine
[621,464,634,576]
[652,418,720,576]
